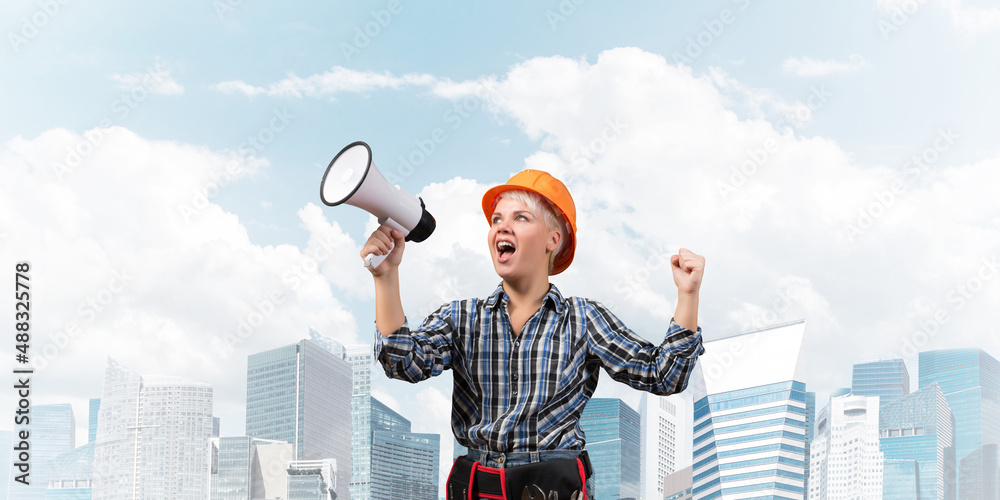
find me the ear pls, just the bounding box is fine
[545,229,561,254]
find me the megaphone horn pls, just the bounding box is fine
[320,141,436,270]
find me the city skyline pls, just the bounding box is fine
[4,328,1000,499]
[4,6,999,493]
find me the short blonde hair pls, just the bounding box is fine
[495,190,570,270]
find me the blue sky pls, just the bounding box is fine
[2,0,999,495]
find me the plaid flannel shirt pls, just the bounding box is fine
[374,283,704,452]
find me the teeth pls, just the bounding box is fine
[498,241,514,251]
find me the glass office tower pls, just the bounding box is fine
[5,404,75,500]
[91,358,214,500]
[689,320,810,500]
[807,394,883,499]
[580,398,641,500]
[919,348,1000,499]
[852,358,910,407]
[368,398,439,500]
[246,339,353,500]
[880,382,956,500]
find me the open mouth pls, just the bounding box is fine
[496,240,516,263]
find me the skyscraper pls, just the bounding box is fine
[852,358,910,407]
[88,398,100,444]
[368,398,439,500]
[580,398,641,500]
[880,382,956,500]
[807,394,883,500]
[45,442,95,499]
[918,348,1000,499]
[245,339,353,500]
[5,404,75,500]
[92,358,214,500]
[639,392,687,500]
[211,436,291,500]
[688,320,810,500]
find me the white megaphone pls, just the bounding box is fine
[320,141,436,270]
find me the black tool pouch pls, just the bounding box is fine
[446,452,592,500]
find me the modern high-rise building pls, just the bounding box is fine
[882,459,920,499]
[689,320,810,500]
[918,348,1000,499]
[370,432,440,500]
[368,398,439,500]
[879,382,956,500]
[958,444,999,500]
[45,442,95,499]
[304,330,375,500]
[91,358,214,500]
[663,466,694,500]
[210,436,291,500]
[88,399,100,444]
[345,343,374,500]
[5,403,75,500]
[580,398,641,500]
[852,358,910,408]
[245,339,353,500]
[287,460,337,500]
[807,394,883,500]
[639,392,687,500]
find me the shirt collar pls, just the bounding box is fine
[485,282,567,314]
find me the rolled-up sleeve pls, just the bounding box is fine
[373,302,458,383]
[584,300,705,395]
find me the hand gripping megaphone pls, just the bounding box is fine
[320,141,436,270]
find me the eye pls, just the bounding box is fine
[491,215,502,224]
[516,214,528,221]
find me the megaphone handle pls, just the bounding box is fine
[363,217,408,270]
[364,252,389,270]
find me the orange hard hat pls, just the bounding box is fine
[481,169,577,275]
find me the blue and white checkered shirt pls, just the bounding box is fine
[374,283,704,452]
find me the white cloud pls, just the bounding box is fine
[213,66,438,99]
[782,54,869,77]
[109,59,184,95]
[396,46,1000,398]
[0,126,363,437]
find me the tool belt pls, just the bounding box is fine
[446,451,592,500]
